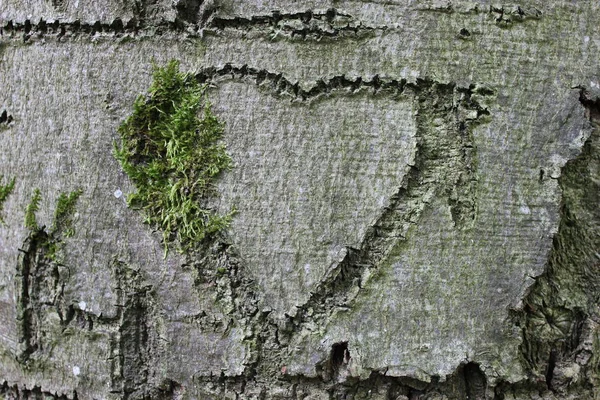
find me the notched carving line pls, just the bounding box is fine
[210,9,385,41]
[0,8,383,42]
[1,18,152,42]
[1,380,78,400]
[195,63,407,101]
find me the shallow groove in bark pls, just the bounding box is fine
[15,226,79,365]
[417,3,543,21]
[211,9,384,40]
[15,229,48,364]
[489,5,543,26]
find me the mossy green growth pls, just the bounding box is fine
[53,189,83,237]
[114,60,233,254]
[23,189,83,261]
[0,175,15,224]
[24,188,41,230]
[24,188,82,233]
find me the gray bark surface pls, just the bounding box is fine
[0,1,599,399]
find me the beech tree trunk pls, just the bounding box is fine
[1,1,600,399]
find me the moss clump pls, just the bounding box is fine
[23,189,83,261]
[24,188,41,230]
[0,175,15,224]
[114,60,233,253]
[53,189,83,237]
[25,188,83,233]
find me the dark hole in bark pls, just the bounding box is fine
[329,341,349,378]
[545,349,557,391]
[175,0,203,24]
[580,89,600,121]
[111,18,124,33]
[326,8,337,21]
[463,362,487,399]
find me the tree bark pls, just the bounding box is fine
[1,1,599,399]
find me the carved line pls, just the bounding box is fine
[0,9,385,43]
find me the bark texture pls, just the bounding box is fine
[0,1,599,399]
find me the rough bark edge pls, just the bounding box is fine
[499,88,600,399]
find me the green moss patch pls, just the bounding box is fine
[0,176,15,225]
[24,188,83,234]
[53,189,83,237]
[23,188,83,262]
[114,60,233,254]
[24,188,41,231]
